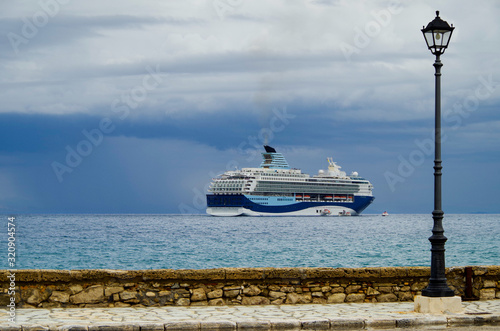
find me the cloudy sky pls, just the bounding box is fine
[1,0,499,214]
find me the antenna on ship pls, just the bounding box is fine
[327,157,340,169]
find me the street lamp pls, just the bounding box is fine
[421,11,455,297]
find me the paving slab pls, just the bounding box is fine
[0,300,499,330]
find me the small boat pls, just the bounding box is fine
[382,211,389,216]
[339,210,351,216]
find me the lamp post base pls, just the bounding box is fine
[414,295,463,314]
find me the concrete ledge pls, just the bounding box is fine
[414,295,463,314]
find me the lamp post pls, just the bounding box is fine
[421,11,455,297]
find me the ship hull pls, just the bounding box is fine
[206,194,374,217]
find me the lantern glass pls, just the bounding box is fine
[422,11,454,55]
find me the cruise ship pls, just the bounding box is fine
[206,146,374,216]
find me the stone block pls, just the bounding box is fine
[398,292,413,301]
[330,286,344,294]
[208,298,225,306]
[479,288,496,300]
[377,286,393,293]
[269,319,301,330]
[410,282,428,291]
[70,285,104,304]
[377,293,398,302]
[0,294,10,306]
[241,296,270,305]
[345,285,361,294]
[236,320,270,329]
[366,287,380,296]
[280,286,295,293]
[329,318,365,329]
[26,288,51,305]
[165,320,200,330]
[104,286,124,297]
[269,291,286,299]
[49,291,70,303]
[483,280,497,288]
[173,289,190,298]
[175,298,190,306]
[68,284,84,295]
[327,293,346,303]
[145,291,156,298]
[271,298,285,305]
[242,285,261,296]
[311,291,323,298]
[200,320,236,330]
[89,323,140,330]
[301,319,330,330]
[268,285,280,291]
[207,289,223,299]
[414,295,462,313]
[473,266,489,276]
[140,323,165,331]
[191,288,207,301]
[119,290,139,301]
[380,267,406,278]
[365,318,396,329]
[286,292,312,304]
[485,265,500,276]
[345,293,365,302]
[224,289,240,298]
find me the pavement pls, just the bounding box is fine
[1,300,499,330]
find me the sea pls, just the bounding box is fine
[2,214,498,270]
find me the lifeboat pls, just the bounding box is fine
[321,209,331,216]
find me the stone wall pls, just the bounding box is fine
[1,266,498,308]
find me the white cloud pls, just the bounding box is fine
[1,0,499,125]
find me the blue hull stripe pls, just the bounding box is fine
[206,194,374,214]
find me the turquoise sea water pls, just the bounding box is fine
[1,214,498,270]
